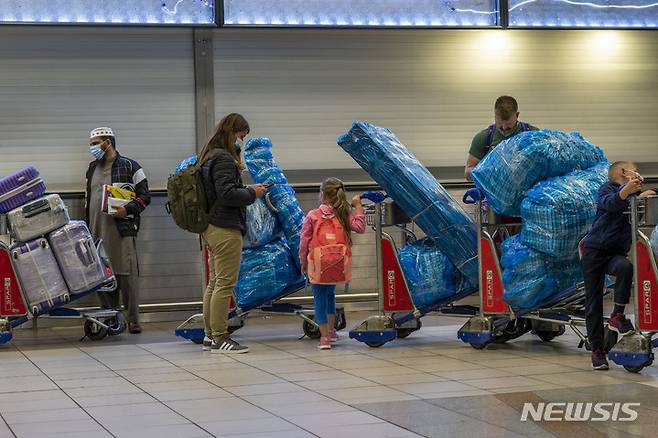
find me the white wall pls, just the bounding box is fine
[214,28,658,174]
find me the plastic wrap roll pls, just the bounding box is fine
[175,155,198,173]
[472,130,606,216]
[651,226,658,258]
[520,162,610,258]
[235,238,305,309]
[244,137,304,270]
[243,198,282,248]
[501,235,582,309]
[398,239,474,308]
[337,122,478,285]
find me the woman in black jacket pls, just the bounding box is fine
[197,113,267,353]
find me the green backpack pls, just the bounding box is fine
[166,161,209,234]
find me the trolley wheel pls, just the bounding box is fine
[191,338,204,345]
[84,320,108,341]
[106,312,126,336]
[623,365,645,374]
[603,327,618,353]
[396,319,422,339]
[470,343,487,350]
[535,325,566,343]
[365,341,386,348]
[335,308,347,331]
[303,317,321,340]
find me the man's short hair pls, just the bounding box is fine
[101,136,116,149]
[494,96,519,120]
[608,160,636,180]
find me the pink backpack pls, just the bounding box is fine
[307,209,352,285]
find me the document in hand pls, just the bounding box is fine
[101,184,135,216]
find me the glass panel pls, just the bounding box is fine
[509,0,658,28]
[0,0,215,25]
[224,0,499,27]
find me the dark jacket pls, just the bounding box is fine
[583,181,632,255]
[85,152,151,237]
[202,149,256,234]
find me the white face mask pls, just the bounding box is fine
[235,138,245,152]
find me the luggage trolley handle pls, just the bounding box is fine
[21,198,51,218]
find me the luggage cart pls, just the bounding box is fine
[349,192,479,348]
[175,247,347,344]
[606,195,658,373]
[0,234,126,345]
[457,188,613,351]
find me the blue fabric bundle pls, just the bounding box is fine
[651,226,658,258]
[520,162,610,258]
[501,235,582,309]
[338,122,478,285]
[398,239,475,308]
[472,130,606,216]
[235,238,305,309]
[243,199,283,249]
[175,155,198,173]
[245,137,305,270]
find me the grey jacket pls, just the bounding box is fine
[202,149,256,234]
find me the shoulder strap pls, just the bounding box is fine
[484,124,496,151]
[519,122,531,132]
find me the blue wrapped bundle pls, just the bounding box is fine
[338,122,478,285]
[472,130,606,216]
[501,235,581,309]
[175,155,198,173]
[398,239,475,308]
[520,162,610,258]
[244,199,282,248]
[235,238,305,309]
[244,137,305,270]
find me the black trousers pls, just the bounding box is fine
[581,247,633,351]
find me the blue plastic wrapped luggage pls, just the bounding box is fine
[338,122,478,285]
[175,155,198,173]
[471,130,606,216]
[235,238,305,309]
[398,239,474,308]
[520,162,610,258]
[243,199,282,249]
[501,235,582,309]
[244,137,305,270]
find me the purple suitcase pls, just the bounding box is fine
[0,167,47,214]
[48,221,106,295]
[10,238,70,316]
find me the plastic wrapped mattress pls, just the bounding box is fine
[398,239,475,308]
[175,155,198,173]
[501,235,582,309]
[338,122,478,285]
[235,238,305,309]
[472,130,606,216]
[520,162,610,258]
[244,137,305,270]
[243,198,282,249]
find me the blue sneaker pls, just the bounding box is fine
[591,349,609,370]
[608,313,635,336]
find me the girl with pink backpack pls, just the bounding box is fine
[299,178,366,350]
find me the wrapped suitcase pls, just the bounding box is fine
[0,167,47,214]
[8,194,70,242]
[10,238,70,316]
[48,221,106,295]
[0,241,27,317]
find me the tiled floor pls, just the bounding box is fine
[1,313,657,438]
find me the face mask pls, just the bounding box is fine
[235,138,244,153]
[90,144,105,161]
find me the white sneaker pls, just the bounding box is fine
[202,336,212,351]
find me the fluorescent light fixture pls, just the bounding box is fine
[0,0,215,25]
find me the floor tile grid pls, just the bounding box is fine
[7,345,119,438]
[0,411,16,438]
[16,341,216,438]
[237,341,542,436]
[131,343,326,438]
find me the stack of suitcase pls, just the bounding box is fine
[0,167,108,316]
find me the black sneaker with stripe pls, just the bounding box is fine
[210,336,249,354]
